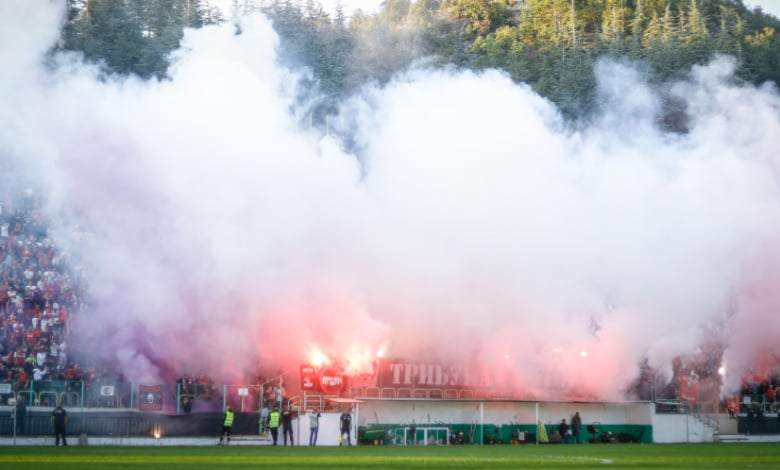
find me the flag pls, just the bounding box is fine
[679,372,699,403]
[139,384,163,411]
[537,420,549,443]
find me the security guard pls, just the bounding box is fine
[269,407,281,445]
[218,406,234,445]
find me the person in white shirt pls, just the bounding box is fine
[36,348,47,368]
[308,409,321,446]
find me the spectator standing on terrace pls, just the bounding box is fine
[571,412,582,444]
[281,404,294,446]
[35,344,46,370]
[198,371,212,397]
[340,409,352,446]
[308,409,321,446]
[51,403,67,446]
[269,407,280,445]
[181,396,192,415]
[726,396,740,418]
[775,386,780,411]
[218,406,234,445]
[766,387,775,411]
[273,382,285,409]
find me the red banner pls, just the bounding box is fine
[299,365,346,394]
[318,368,345,395]
[300,365,317,392]
[299,359,489,393]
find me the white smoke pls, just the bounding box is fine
[2,0,779,399]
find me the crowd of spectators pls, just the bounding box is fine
[0,169,90,407]
[0,169,280,412]
[176,372,218,413]
[740,376,780,413]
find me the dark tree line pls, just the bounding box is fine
[60,0,223,78]
[56,0,780,126]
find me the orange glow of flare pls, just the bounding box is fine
[344,347,378,374]
[309,348,329,368]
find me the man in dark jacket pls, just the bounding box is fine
[281,405,294,446]
[340,410,352,446]
[558,419,570,444]
[51,404,68,446]
[571,412,582,443]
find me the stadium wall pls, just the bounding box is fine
[353,399,654,444]
[2,401,747,444]
[0,408,253,438]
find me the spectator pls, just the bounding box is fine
[571,412,582,444]
[273,382,285,409]
[281,404,294,446]
[308,409,321,446]
[198,371,212,397]
[775,386,780,411]
[726,396,740,418]
[179,374,195,396]
[558,419,570,443]
[260,404,270,435]
[181,396,192,414]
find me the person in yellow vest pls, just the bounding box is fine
[268,407,281,445]
[218,406,234,445]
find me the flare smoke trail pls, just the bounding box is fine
[1,0,779,400]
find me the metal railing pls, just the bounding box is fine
[0,380,271,415]
[0,409,261,438]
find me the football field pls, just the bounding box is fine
[1,443,779,469]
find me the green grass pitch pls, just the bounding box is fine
[1,443,779,469]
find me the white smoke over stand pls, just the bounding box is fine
[2,1,780,400]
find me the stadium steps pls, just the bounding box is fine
[229,433,274,446]
[716,433,780,443]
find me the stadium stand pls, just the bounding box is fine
[0,171,779,438]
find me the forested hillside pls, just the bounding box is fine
[58,0,780,126]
